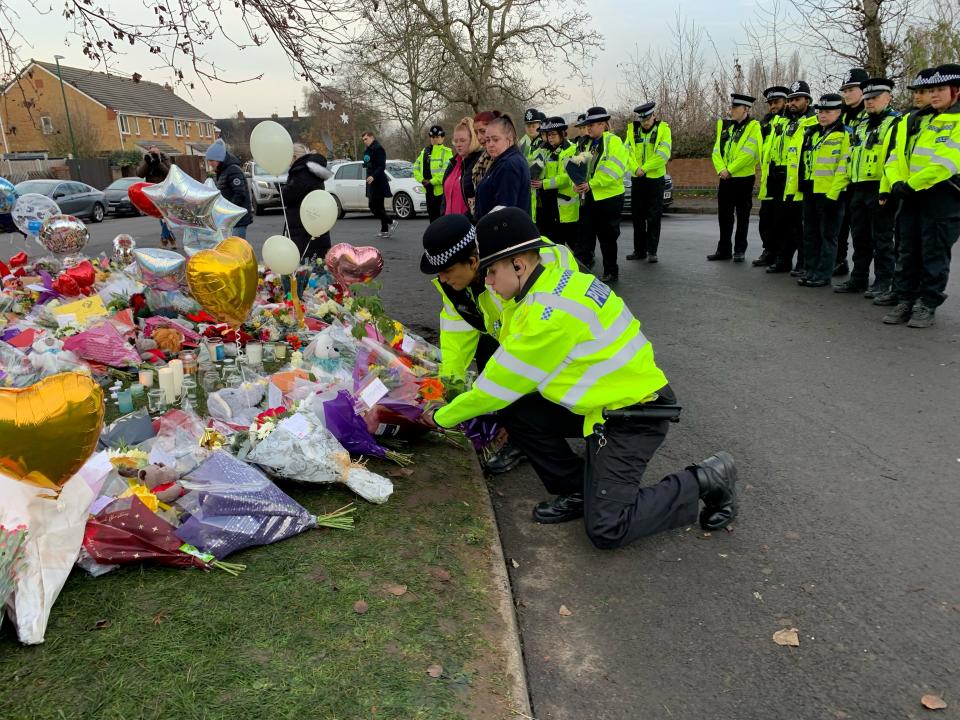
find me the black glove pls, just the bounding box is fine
[891,181,914,199]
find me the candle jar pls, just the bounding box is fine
[245,342,263,367]
[147,388,166,415]
[207,337,225,362]
[138,367,155,388]
[273,342,287,360]
[223,367,243,388]
[130,383,145,398]
[117,389,134,414]
[180,350,198,376]
[201,367,221,392]
[264,342,277,361]
[181,377,198,406]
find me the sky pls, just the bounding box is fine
[9,0,750,120]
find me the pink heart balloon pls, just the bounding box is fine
[325,243,384,286]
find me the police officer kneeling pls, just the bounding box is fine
[422,207,738,549]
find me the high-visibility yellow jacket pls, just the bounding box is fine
[758,114,789,200]
[847,109,901,184]
[623,121,672,179]
[539,141,580,224]
[786,122,851,201]
[899,104,960,192]
[587,132,629,201]
[711,118,763,178]
[413,144,454,197]
[434,262,669,436]
[783,113,824,201]
[883,109,933,192]
[432,240,578,380]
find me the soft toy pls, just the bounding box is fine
[207,380,267,424]
[305,330,341,374]
[28,335,81,376]
[152,327,184,354]
[117,463,184,507]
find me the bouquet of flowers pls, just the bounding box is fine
[0,524,28,628]
[564,151,593,198]
[529,154,546,181]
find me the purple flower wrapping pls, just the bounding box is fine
[322,391,388,459]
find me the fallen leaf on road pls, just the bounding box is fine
[772,628,800,647]
[427,664,443,678]
[387,468,414,478]
[921,695,947,710]
[753,591,763,602]
[385,584,407,597]
[428,567,451,582]
[511,559,520,569]
[558,605,573,617]
[354,600,369,615]
[151,610,169,625]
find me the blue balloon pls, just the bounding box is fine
[0,177,17,214]
[27,219,43,235]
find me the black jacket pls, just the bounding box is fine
[363,140,392,199]
[440,150,482,218]
[474,145,531,220]
[215,152,253,227]
[282,153,334,257]
[135,152,170,183]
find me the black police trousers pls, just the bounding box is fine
[536,200,578,251]
[758,174,786,253]
[581,193,624,277]
[499,387,701,550]
[893,183,960,308]
[835,190,853,264]
[802,194,845,283]
[426,192,443,223]
[848,182,897,288]
[631,176,665,255]
[716,176,754,256]
[769,199,805,270]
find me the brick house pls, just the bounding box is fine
[0,60,215,158]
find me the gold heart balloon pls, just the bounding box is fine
[0,372,105,492]
[185,236,258,327]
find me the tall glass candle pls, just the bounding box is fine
[168,359,184,396]
[157,366,176,404]
[138,367,155,388]
[246,342,263,366]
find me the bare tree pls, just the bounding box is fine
[398,0,602,112]
[46,108,102,158]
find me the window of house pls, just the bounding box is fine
[132,116,140,135]
[40,116,54,134]
[149,118,157,135]
[119,115,131,134]
[159,119,169,136]
[183,121,191,136]
[175,120,184,136]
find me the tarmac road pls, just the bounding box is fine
[7,208,959,720]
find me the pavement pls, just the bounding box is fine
[8,209,960,719]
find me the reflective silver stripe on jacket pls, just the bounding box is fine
[559,331,650,409]
[493,347,550,384]
[536,309,639,391]
[529,293,604,336]
[475,375,524,403]
[440,317,475,332]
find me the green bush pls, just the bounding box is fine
[108,149,145,168]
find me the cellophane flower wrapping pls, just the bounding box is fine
[175,451,318,559]
[0,525,28,628]
[322,390,392,460]
[61,321,141,367]
[564,151,592,188]
[246,404,393,504]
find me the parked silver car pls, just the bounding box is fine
[15,179,106,222]
[243,161,286,214]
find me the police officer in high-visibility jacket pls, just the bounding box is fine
[881,63,960,329]
[834,67,871,276]
[421,208,738,546]
[518,109,546,160]
[833,78,900,299]
[572,106,630,283]
[420,213,577,473]
[710,93,763,262]
[754,86,790,267]
[787,93,851,287]
[413,125,454,224]
[624,101,672,263]
[770,81,818,275]
[532,116,580,250]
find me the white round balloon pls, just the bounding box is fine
[249,121,294,176]
[300,189,338,237]
[262,235,300,275]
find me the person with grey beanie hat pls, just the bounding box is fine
[206,139,253,237]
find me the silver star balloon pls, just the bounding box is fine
[142,165,220,230]
[182,227,225,257]
[208,194,247,234]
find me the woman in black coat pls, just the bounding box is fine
[473,116,531,220]
[282,146,334,259]
[362,132,395,237]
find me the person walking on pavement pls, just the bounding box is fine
[205,139,253,239]
[833,78,900,298]
[474,115,532,220]
[754,87,790,267]
[442,117,482,220]
[421,208,738,547]
[136,146,176,248]
[624,102,672,263]
[282,143,334,260]
[532,116,580,250]
[572,107,629,283]
[787,93,851,287]
[710,93,763,262]
[361,131,396,238]
[419,213,577,474]
[834,67,871,277]
[414,125,454,223]
[768,81,818,275]
[880,63,960,329]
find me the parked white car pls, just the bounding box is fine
[243,161,286,214]
[325,160,427,219]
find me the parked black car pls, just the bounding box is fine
[14,179,106,222]
[622,173,673,216]
[104,176,145,217]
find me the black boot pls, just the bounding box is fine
[707,252,733,261]
[532,493,585,524]
[482,442,526,475]
[833,278,868,293]
[626,252,646,261]
[752,250,773,267]
[693,452,738,531]
[832,261,850,277]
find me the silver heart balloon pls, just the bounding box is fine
[39,214,89,256]
[133,247,186,291]
[142,165,220,230]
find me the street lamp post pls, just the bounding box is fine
[53,55,79,162]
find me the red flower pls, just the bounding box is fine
[130,293,147,312]
[286,333,301,351]
[187,310,217,323]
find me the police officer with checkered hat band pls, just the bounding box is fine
[755,86,791,267]
[624,101,672,263]
[413,125,454,224]
[833,67,870,276]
